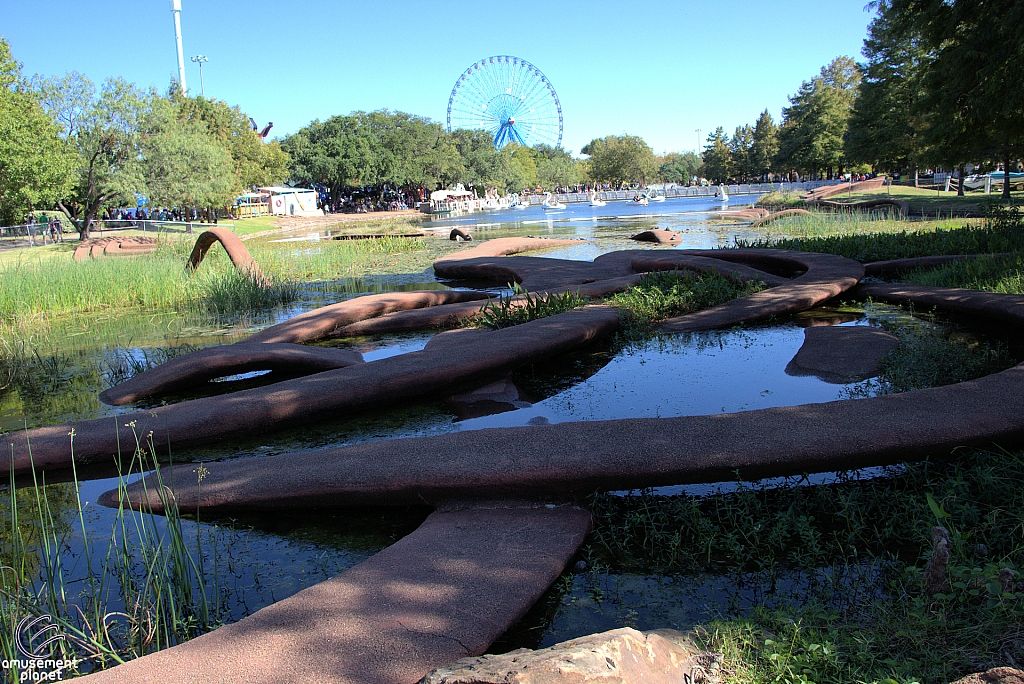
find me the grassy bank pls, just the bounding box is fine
[587,443,1024,683]
[738,208,1023,263]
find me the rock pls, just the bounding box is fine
[923,526,951,595]
[950,667,1024,684]
[450,228,473,241]
[629,229,681,244]
[447,378,533,420]
[419,627,721,684]
[785,325,899,384]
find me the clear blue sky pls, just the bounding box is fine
[2,1,875,155]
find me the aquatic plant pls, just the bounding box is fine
[475,287,588,330]
[754,190,805,209]
[0,429,222,678]
[610,269,765,325]
[905,252,1024,295]
[736,206,1024,262]
[584,444,1024,683]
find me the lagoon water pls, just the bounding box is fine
[3,194,998,660]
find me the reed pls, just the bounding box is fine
[0,429,222,678]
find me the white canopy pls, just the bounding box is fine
[430,189,475,201]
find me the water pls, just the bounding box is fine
[4,200,1015,664]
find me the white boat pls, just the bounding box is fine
[630,194,649,206]
[542,192,566,210]
[645,190,666,202]
[718,184,730,203]
[512,194,532,209]
[588,191,606,207]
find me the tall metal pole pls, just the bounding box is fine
[191,55,208,97]
[695,129,701,153]
[171,0,187,95]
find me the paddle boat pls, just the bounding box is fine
[542,192,566,210]
[717,184,730,203]
[630,193,649,206]
[512,194,532,209]
[588,191,607,207]
[645,189,666,202]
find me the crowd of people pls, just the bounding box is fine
[315,187,422,214]
[101,207,221,223]
[23,213,64,246]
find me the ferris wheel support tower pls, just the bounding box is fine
[170,0,187,95]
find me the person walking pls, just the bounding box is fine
[26,214,37,246]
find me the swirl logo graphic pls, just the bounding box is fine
[15,615,66,660]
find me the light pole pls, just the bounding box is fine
[695,129,701,153]
[191,54,209,97]
[170,0,187,95]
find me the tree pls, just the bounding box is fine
[700,127,732,182]
[658,152,700,184]
[777,57,861,178]
[31,70,94,138]
[174,95,288,190]
[0,38,75,225]
[533,145,580,189]
[581,135,657,186]
[750,110,779,180]
[844,5,929,176]
[57,78,150,239]
[141,98,236,208]
[729,124,755,180]
[889,0,1024,199]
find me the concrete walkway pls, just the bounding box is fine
[77,502,592,684]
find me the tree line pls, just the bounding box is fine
[0,37,288,236]
[700,0,1023,198]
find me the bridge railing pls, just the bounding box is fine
[533,180,841,204]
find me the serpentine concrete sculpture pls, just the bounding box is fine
[15,228,1024,684]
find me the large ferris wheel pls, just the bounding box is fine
[446,56,563,149]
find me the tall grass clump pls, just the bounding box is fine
[248,235,428,280]
[905,252,1024,294]
[737,205,1024,262]
[0,429,222,679]
[610,270,765,325]
[754,190,804,209]
[586,445,1024,683]
[0,242,297,327]
[475,285,587,330]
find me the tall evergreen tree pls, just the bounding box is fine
[729,125,754,180]
[701,127,732,182]
[750,110,779,180]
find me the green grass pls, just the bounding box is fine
[609,270,766,326]
[0,242,296,326]
[904,253,1024,295]
[586,444,1024,683]
[755,190,805,209]
[836,186,1024,215]
[1,432,222,678]
[473,287,588,330]
[738,208,1024,262]
[247,235,437,280]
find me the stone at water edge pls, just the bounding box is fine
[784,325,900,384]
[419,627,721,684]
[950,667,1024,684]
[629,229,681,244]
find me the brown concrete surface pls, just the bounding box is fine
[749,208,811,227]
[74,237,158,262]
[98,343,365,406]
[186,228,269,284]
[77,502,592,684]
[657,250,863,333]
[246,291,490,344]
[3,307,620,477]
[785,325,899,383]
[100,282,1024,515]
[629,229,681,244]
[421,627,719,684]
[813,197,909,214]
[801,177,886,201]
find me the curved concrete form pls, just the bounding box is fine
[749,208,812,227]
[852,281,1024,323]
[433,237,592,287]
[657,249,863,333]
[801,177,886,201]
[719,207,770,222]
[187,228,268,285]
[74,237,159,262]
[76,502,592,684]
[98,344,365,406]
[247,290,490,344]
[863,253,1013,278]
[2,307,620,477]
[813,197,909,215]
[784,325,899,384]
[629,229,681,244]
